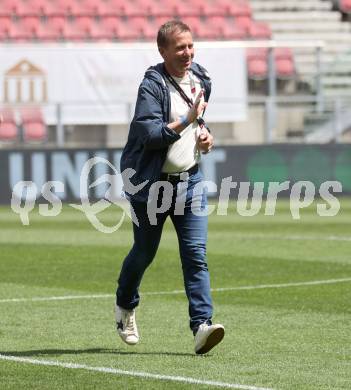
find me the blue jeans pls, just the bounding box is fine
[116,170,213,332]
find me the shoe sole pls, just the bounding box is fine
[117,330,139,346]
[124,339,139,346]
[195,327,225,355]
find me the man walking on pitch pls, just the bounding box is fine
[115,20,224,354]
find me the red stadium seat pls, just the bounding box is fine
[0,108,18,142]
[247,48,268,79]
[21,16,41,31]
[197,1,227,17]
[107,0,150,16]
[21,0,57,16]
[24,0,47,15]
[153,16,171,27]
[149,0,193,17]
[247,48,268,61]
[75,16,95,30]
[35,27,61,41]
[275,48,295,78]
[116,21,144,40]
[54,0,81,16]
[209,16,248,40]
[100,16,130,40]
[63,17,91,40]
[247,58,268,80]
[0,0,16,16]
[247,21,271,39]
[101,16,143,40]
[21,106,44,122]
[207,15,226,28]
[178,0,219,17]
[23,122,47,141]
[225,24,247,40]
[339,0,351,12]
[2,22,30,41]
[0,0,30,16]
[60,17,103,40]
[173,1,198,17]
[179,16,201,34]
[44,16,66,39]
[20,16,51,40]
[91,21,116,41]
[0,17,12,39]
[100,16,141,40]
[49,16,66,29]
[20,107,47,142]
[217,0,252,17]
[0,121,18,141]
[72,16,112,40]
[185,16,225,39]
[235,16,251,30]
[72,0,111,16]
[129,17,158,40]
[275,59,295,78]
[144,2,172,17]
[274,47,293,60]
[100,16,119,38]
[236,17,271,39]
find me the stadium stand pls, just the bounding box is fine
[252,0,351,97]
[0,0,269,41]
[1,0,351,144]
[0,0,292,86]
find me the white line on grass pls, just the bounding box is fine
[144,277,351,295]
[0,354,273,390]
[226,234,351,243]
[1,277,351,303]
[0,294,113,303]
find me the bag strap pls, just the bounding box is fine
[163,68,193,108]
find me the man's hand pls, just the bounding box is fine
[168,89,208,134]
[197,128,214,154]
[186,89,207,124]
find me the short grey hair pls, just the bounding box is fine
[157,20,191,48]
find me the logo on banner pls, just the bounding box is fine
[3,59,47,104]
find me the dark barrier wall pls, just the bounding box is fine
[1,144,350,203]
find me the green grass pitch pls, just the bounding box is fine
[0,199,350,389]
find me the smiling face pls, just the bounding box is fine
[159,30,194,78]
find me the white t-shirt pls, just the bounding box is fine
[162,71,204,174]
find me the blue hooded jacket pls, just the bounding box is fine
[120,61,211,202]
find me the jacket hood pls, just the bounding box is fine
[143,63,167,88]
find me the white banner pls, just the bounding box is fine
[0,43,247,125]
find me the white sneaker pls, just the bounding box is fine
[115,304,139,345]
[194,323,225,354]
